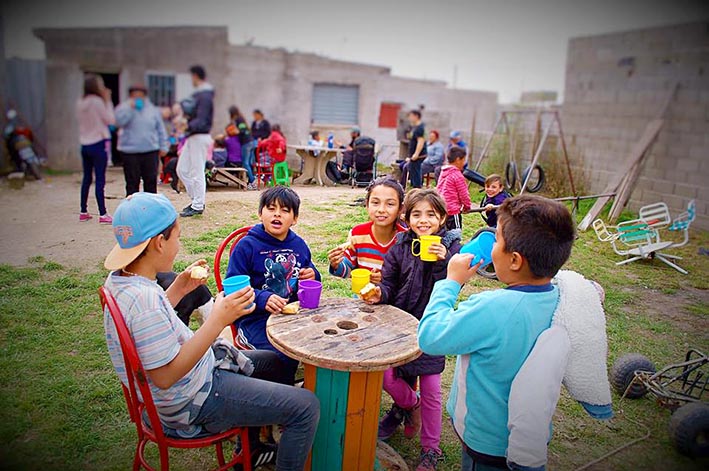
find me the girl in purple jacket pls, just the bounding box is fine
[365,189,461,471]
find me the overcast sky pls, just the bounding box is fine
[2,0,708,102]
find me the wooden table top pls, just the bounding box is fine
[266,297,421,372]
[287,145,342,153]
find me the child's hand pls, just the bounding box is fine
[299,268,316,280]
[265,294,288,314]
[484,204,494,212]
[211,287,255,326]
[174,260,209,294]
[428,242,447,261]
[369,268,382,284]
[327,246,345,268]
[364,286,382,304]
[447,254,483,286]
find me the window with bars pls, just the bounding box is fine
[147,74,175,107]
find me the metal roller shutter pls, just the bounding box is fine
[311,84,359,125]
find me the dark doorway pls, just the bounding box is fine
[86,71,121,165]
[97,72,120,106]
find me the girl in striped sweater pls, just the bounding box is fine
[328,178,406,281]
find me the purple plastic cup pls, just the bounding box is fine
[298,280,322,309]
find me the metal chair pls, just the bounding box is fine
[667,200,696,249]
[99,287,252,471]
[213,226,255,349]
[592,213,687,274]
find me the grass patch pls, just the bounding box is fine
[1,190,707,470]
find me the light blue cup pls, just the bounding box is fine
[222,275,254,308]
[460,231,496,268]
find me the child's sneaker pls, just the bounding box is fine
[99,214,113,225]
[79,212,92,222]
[403,398,422,438]
[416,448,443,471]
[378,404,405,440]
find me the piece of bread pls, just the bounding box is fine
[190,266,209,280]
[338,239,354,252]
[359,283,378,302]
[282,301,300,315]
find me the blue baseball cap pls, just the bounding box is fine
[104,192,178,270]
[450,130,462,139]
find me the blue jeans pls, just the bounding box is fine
[80,140,108,214]
[194,365,319,471]
[408,158,423,188]
[242,140,256,183]
[461,449,544,471]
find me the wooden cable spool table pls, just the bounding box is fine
[267,297,421,471]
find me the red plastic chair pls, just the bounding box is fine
[255,145,273,189]
[213,226,254,349]
[99,287,252,471]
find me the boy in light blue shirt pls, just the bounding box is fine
[418,195,575,471]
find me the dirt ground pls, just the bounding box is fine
[0,168,360,269]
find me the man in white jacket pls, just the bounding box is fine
[178,65,214,217]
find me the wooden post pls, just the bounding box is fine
[473,113,503,171]
[519,117,554,194]
[467,110,476,168]
[555,111,577,196]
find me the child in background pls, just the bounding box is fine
[365,189,461,471]
[482,174,509,227]
[418,195,576,471]
[328,178,406,281]
[436,146,472,233]
[226,186,320,384]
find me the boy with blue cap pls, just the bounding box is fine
[103,192,319,471]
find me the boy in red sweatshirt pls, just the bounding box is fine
[436,146,472,232]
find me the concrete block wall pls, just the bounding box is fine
[561,22,709,229]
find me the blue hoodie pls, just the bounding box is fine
[225,224,321,357]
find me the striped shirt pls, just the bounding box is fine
[330,221,406,278]
[103,272,214,428]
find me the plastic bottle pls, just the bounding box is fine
[327,133,334,149]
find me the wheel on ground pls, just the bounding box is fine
[521,164,545,193]
[669,402,709,458]
[470,227,498,281]
[610,353,656,398]
[504,162,517,190]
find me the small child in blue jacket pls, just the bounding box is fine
[418,195,575,471]
[226,186,320,383]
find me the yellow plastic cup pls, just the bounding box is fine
[411,235,442,262]
[351,268,371,294]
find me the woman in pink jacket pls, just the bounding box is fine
[75,74,115,223]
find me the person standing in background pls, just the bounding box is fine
[75,74,115,224]
[404,110,427,188]
[230,105,257,190]
[177,65,215,217]
[115,83,169,196]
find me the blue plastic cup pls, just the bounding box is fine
[222,275,254,308]
[460,231,496,267]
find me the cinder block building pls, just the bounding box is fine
[34,26,498,170]
[561,22,709,229]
